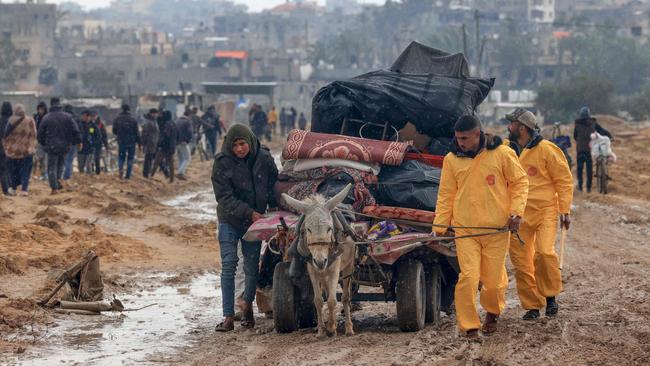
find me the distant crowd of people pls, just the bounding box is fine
[0,97,228,197]
[248,104,307,142]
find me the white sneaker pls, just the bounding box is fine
[7,188,15,196]
[18,191,28,197]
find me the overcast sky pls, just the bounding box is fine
[49,0,384,12]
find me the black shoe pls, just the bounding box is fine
[545,297,559,316]
[522,309,540,320]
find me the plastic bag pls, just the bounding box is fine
[375,160,441,211]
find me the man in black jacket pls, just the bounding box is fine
[573,106,612,192]
[38,98,82,194]
[112,104,141,179]
[212,124,278,332]
[201,106,221,157]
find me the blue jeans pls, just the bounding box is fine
[218,222,261,317]
[176,142,191,176]
[118,144,136,179]
[206,132,218,158]
[63,145,77,180]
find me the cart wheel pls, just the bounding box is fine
[273,262,298,333]
[425,266,442,325]
[396,259,426,332]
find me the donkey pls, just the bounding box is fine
[282,184,356,337]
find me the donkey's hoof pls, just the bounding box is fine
[326,329,336,337]
[345,324,354,336]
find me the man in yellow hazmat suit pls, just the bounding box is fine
[505,108,573,320]
[433,115,529,339]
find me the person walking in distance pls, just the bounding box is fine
[77,110,94,174]
[3,104,37,196]
[175,107,194,180]
[152,110,177,183]
[573,106,612,192]
[141,109,160,178]
[88,111,109,175]
[33,101,48,181]
[0,102,12,196]
[37,98,82,194]
[112,104,141,180]
[298,112,307,130]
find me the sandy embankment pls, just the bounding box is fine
[0,158,219,353]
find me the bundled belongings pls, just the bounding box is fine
[590,132,617,163]
[362,205,436,224]
[276,130,415,213]
[374,160,441,212]
[282,130,410,166]
[275,166,377,212]
[311,41,494,140]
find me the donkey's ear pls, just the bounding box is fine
[282,193,311,213]
[324,183,352,211]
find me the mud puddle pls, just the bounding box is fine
[162,190,216,222]
[161,153,281,222]
[8,272,220,365]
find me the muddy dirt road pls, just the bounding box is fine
[1,121,649,365]
[185,193,650,366]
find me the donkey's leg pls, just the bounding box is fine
[325,262,341,336]
[307,265,326,337]
[342,275,354,336]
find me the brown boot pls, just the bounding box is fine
[482,312,498,334]
[215,316,234,332]
[241,301,255,329]
[466,329,480,340]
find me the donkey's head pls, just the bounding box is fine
[282,184,352,270]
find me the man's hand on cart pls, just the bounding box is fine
[431,228,454,239]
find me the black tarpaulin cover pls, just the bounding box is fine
[311,42,494,139]
[374,160,442,212]
[390,41,470,77]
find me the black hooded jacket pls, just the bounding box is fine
[112,111,141,146]
[211,124,278,231]
[37,105,82,155]
[157,112,177,154]
[573,117,612,153]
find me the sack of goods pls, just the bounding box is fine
[590,132,617,163]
